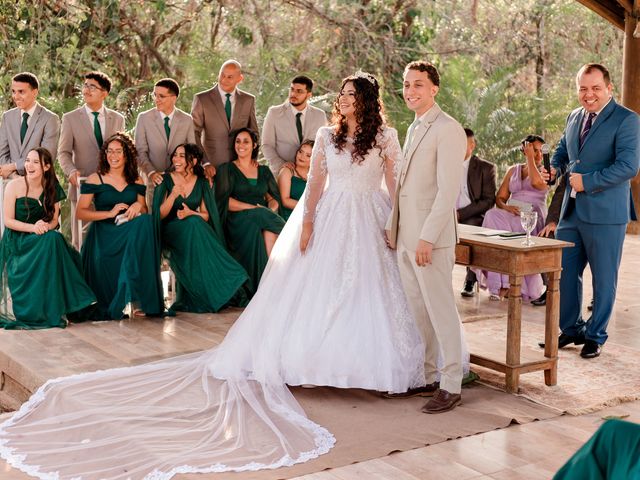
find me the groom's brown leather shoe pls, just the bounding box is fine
[421,389,462,414]
[382,381,439,399]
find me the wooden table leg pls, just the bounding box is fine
[506,274,523,393]
[544,267,561,386]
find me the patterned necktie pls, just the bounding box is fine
[579,112,596,148]
[164,116,171,140]
[92,111,103,148]
[225,93,232,124]
[20,112,29,144]
[296,112,303,143]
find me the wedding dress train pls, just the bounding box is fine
[0,126,429,479]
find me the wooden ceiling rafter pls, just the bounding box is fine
[575,0,630,30]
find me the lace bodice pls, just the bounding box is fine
[303,126,402,223]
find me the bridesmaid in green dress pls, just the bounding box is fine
[76,133,164,320]
[215,128,285,295]
[153,143,249,312]
[0,148,96,329]
[278,140,312,221]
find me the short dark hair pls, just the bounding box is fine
[230,128,260,161]
[84,71,112,93]
[522,134,545,145]
[576,63,611,86]
[12,72,39,90]
[291,75,313,92]
[464,128,475,138]
[404,61,440,86]
[155,78,180,97]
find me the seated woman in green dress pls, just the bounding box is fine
[215,128,285,295]
[153,143,249,312]
[76,133,164,320]
[277,140,312,221]
[0,148,96,329]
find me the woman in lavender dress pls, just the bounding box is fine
[478,135,549,300]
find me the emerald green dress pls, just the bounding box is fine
[281,175,307,221]
[215,163,285,295]
[0,184,96,329]
[153,174,249,312]
[80,177,164,320]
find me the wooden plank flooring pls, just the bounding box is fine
[1,235,639,479]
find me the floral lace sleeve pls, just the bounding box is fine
[302,127,329,224]
[380,127,402,200]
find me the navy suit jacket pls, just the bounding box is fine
[552,98,640,225]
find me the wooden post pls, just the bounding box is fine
[623,3,640,233]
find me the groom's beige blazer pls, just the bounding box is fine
[386,103,466,394]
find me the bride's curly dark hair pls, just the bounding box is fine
[330,72,386,164]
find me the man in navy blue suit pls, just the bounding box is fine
[548,63,640,358]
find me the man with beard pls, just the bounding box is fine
[261,75,327,175]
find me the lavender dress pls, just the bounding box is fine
[478,164,547,300]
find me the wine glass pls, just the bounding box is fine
[520,211,538,246]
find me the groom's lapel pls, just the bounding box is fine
[400,104,441,186]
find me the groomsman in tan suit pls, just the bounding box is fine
[0,72,59,178]
[386,61,467,413]
[261,75,327,175]
[191,60,258,177]
[134,78,195,208]
[58,71,125,248]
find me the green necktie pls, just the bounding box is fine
[92,111,103,148]
[296,112,303,143]
[164,116,171,140]
[225,93,231,124]
[20,112,29,144]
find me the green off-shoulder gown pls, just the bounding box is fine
[153,174,249,312]
[215,163,285,295]
[80,179,164,320]
[0,184,96,329]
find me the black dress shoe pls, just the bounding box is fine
[587,298,594,311]
[383,382,439,398]
[531,290,547,307]
[580,340,602,358]
[460,280,476,297]
[538,333,585,349]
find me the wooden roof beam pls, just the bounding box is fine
[575,0,626,29]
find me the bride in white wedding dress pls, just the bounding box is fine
[0,72,428,480]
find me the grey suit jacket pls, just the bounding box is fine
[58,106,126,179]
[135,107,196,175]
[0,104,60,173]
[261,102,327,174]
[191,85,258,167]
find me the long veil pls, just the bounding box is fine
[0,192,336,480]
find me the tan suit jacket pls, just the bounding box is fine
[0,104,60,173]
[387,103,466,394]
[261,102,327,174]
[191,85,258,166]
[387,104,466,250]
[134,107,196,175]
[58,106,126,179]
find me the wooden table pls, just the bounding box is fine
[455,224,573,393]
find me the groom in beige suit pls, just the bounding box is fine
[386,61,467,413]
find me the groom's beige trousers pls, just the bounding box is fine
[396,240,463,394]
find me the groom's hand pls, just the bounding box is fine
[415,240,433,266]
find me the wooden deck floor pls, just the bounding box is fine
[1,235,639,479]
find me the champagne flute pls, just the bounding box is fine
[520,211,537,246]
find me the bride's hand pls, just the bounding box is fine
[300,223,313,254]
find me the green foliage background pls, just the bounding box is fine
[0,0,624,228]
